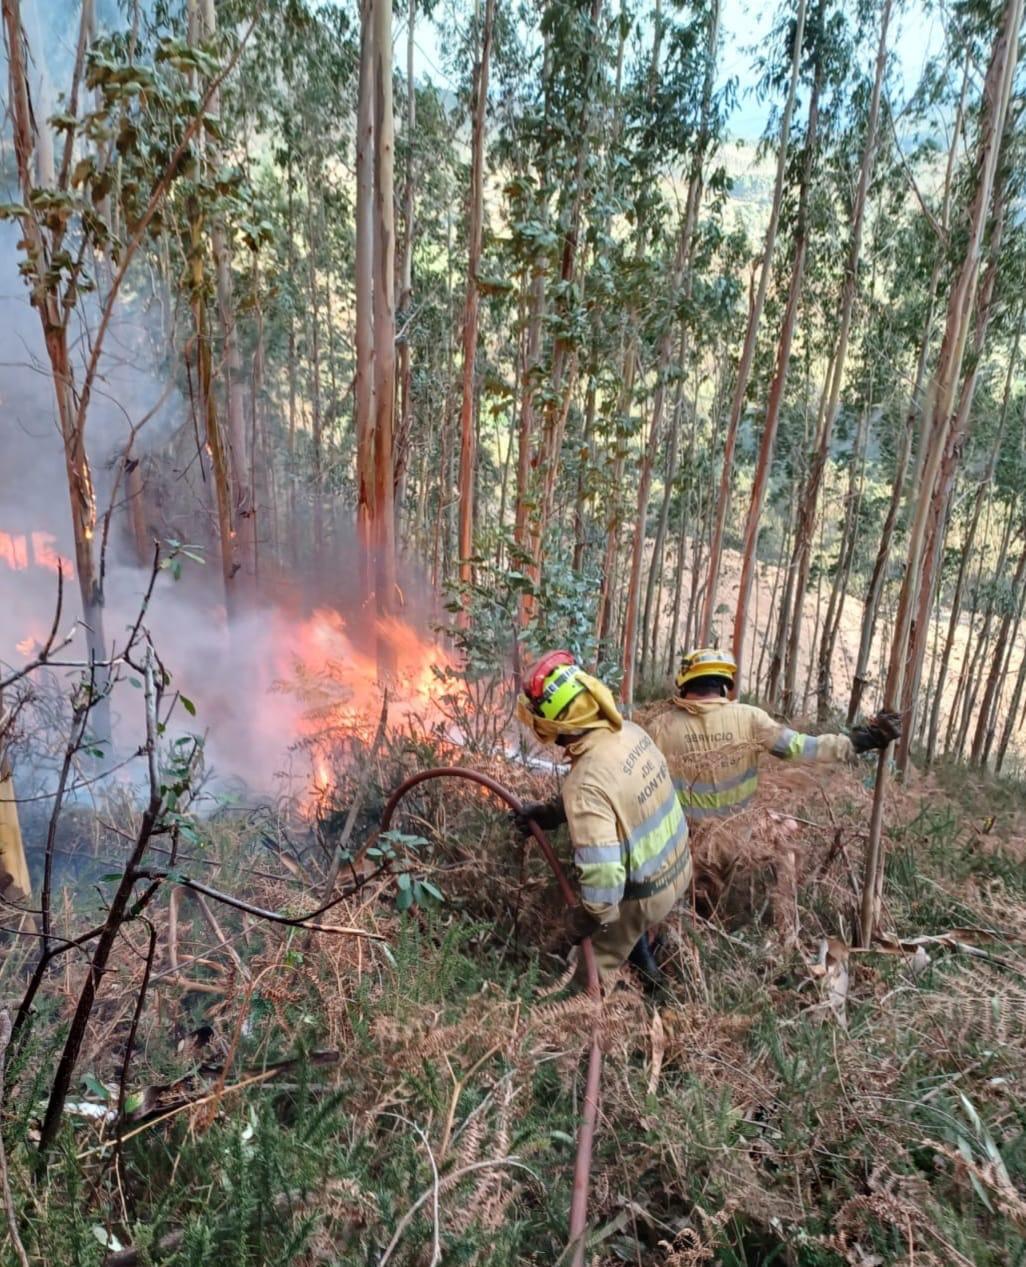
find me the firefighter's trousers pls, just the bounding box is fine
[573,853,692,988]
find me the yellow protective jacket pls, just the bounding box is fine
[644,698,854,822]
[562,719,690,924]
[0,769,30,903]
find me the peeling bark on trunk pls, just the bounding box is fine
[2,0,111,740]
[372,0,398,641]
[355,0,377,602]
[457,0,495,600]
[396,0,416,535]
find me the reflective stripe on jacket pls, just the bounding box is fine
[562,719,690,924]
[644,698,854,822]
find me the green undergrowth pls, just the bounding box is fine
[3,748,1026,1265]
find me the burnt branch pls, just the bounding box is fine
[40,660,96,958]
[0,565,74,694]
[131,869,387,940]
[35,648,168,1158]
[112,918,158,1173]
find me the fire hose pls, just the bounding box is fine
[380,767,601,1267]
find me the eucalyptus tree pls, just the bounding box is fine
[620,0,728,708]
[0,0,253,738]
[699,0,809,644]
[773,0,891,712]
[457,0,497,599]
[847,42,973,724]
[732,0,862,693]
[861,0,1023,945]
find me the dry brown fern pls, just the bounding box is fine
[656,1227,714,1265]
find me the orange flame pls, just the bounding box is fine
[269,607,456,813]
[31,532,72,576]
[0,532,28,571]
[0,530,73,578]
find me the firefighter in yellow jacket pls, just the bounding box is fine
[515,651,691,993]
[0,764,30,907]
[645,647,901,825]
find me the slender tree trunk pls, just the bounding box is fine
[457,0,495,599]
[954,508,1012,757]
[925,311,1020,761]
[514,266,545,621]
[925,495,980,762]
[355,0,377,603]
[286,163,299,566]
[203,0,256,604]
[846,61,970,725]
[396,0,416,532]
[572,365,597,575]
[597,334,637,644]
[622,0,719,705]
[125,457,149,566]
[816,394,870,720]
[733,32,824,688]
[977,543,1026,766]
[372,0,398,641]
[303,173,326,561]
[996,617,1026,771]
[897,186,1008,771]
[698,0,808,644]
[642,364,685,682]
[860,0,1022,946]
[780,0,891,710]
[527,0,603,591]
[3,0,112,740]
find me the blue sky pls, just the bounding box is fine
[411,0,949,142]
[721,0,947,138]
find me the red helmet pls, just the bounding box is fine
[522,650,584,719]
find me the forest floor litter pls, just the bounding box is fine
[4,714,1026,1266]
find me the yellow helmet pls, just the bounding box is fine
[675,646,737,691]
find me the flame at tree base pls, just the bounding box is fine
[270,608,458,816]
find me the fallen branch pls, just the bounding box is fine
[78,1066,285,1160]
[192,892,252,981]
[132,870,385,940]
[113,1050,342,1130]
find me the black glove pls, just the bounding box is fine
[850,709,903,754]
[511,798,567,836]
[567,904,602,944]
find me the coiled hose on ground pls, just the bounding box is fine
[380,767,601,1267]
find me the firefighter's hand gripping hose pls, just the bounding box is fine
[380,767,601,1267]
